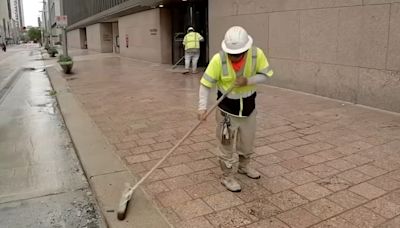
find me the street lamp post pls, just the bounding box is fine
[47,0,52,46]
[39,1,48,46]
[59,0,68,56]
[39,10,45,45]
[38,16,43,46]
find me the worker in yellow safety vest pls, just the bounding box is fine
[198,26,274,192]
[183,27,204,74]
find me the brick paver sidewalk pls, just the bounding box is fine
[58,51,400,228]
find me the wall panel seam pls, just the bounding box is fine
[385,3,393,70]
[270,56,393,72]
[234,3,392,16]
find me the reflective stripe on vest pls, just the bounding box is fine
[260,66,273,77]
[203,73,217,84]
[251,47,257,75]
[220,51,229,76]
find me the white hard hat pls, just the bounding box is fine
[221,26,253,54]
[187,27,194,32]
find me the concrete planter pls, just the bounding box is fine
[59,61,73,74]
[47,48,58,58]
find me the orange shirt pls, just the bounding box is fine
[231,55,246,72]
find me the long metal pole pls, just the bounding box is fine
[190,6,193,25]
[59,0,68,56]
[47,0,52,46]
[62,28,68,56]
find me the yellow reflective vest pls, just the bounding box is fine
[183,32,203,50]
[200,47,273,116]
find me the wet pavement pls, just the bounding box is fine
[0,46,102,227]
[46,48,400,228]
[0,44,38,86]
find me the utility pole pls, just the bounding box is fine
[59,0,68,56]
[47,0,52,46]
[38,16,43,46]
[40,1,48,46]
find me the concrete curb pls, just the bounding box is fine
[46,66,172,228]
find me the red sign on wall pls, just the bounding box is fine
[55,15,68,28]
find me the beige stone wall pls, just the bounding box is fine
[118,8,171,64]
[67,29,82,49]
[209,0,400,112]
[86,24,102,52]
[86,23,113,53]
[101,23,113,53]
[160,9,172,64]
[79,28,87,49]
[112,22,119,53]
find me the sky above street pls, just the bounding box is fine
[23,0,42,27]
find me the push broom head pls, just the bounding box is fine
[117,183,133,220]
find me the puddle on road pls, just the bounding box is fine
[22,67,36,71]
[21,67,41,72]
[35,69,46,73]
[27,90,58,116]
[23,63,55,72]
[33,102,57,115]
[22,67,47,73]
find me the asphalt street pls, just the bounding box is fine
[0,45,103,228]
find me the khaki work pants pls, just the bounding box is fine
[185,50,200,73]
[216,109,257,176]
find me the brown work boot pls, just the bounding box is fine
[238,167,261,179]
[221,176,241,192]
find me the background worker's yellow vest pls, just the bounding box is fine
[183,32,201,50]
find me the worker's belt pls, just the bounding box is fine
[217,90,256,117]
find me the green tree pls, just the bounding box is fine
[27,27,41,42]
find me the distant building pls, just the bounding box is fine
[0,0,23,44]
[9,0,24,43]
[0,0,10,43]
[10,0,24,27]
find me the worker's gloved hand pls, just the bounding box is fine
[198,110,207,121]
[235,77,248,87]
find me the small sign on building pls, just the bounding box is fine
[150,28,158,36]
[56,15,68,28]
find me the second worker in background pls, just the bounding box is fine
[183,27,204,74]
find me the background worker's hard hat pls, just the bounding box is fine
[221,26,253,54]
[187,27,194,32]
